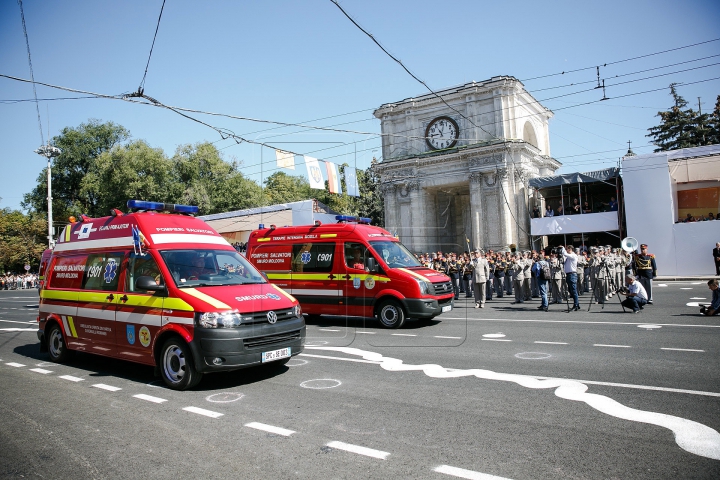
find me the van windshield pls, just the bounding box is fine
[368,241,421,268]
[160,249,266,288]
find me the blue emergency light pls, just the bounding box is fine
[127,200,199,214]
[335,215,371,224]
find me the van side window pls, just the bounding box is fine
[47,255,87,289]
[291,243,334,273]
[344,242,369,270]
[126,254,164,293]
[82,253,125,291]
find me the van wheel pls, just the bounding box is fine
[377,299,406,328]
[160,337,203,391]
[47,324,72,363]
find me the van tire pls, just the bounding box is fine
[160,337,203,390]
[377,299,406,328]
[47,324,72,363]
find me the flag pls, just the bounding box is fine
[326,162,340,194]
[345,166,360,197]
[304,156,325,189]
[275,150,295,170]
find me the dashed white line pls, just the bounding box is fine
[133,394,167,404]
[300,353,380,364]
[534,341,568,345]
[318,329,341,332]
[482,338,511,342]
[245,422,294,436]
[92,384,122,392]
[435,336,463,339]
[5,362,26,367]
[355,331,376,334]
[661,348,705,352]
[183,406,224,418]
[391,333,417,337]
[29,368,53,374]
[326,441,390,459]
[593,344,631,348]
[434,464,513,479]
[59,375,83,382]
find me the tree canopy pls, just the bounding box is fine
[0,209,47,273]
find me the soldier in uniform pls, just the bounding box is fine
[472,250,490,308]
[550,252,563,304]
[530,251,540,298]
[522,251,533,302]
[494,254,506,298]
[448,253,460,300]
[591,247,606,304]
[462,253,474,298]
[485,253,495,301]
[575,248,586,296]
[633,243,657,304]
[505,252,514,296]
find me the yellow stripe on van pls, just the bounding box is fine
[256,238,271,242]
[121,295,166,309]
[67,316,78,337]
[40,290,78,302]
[163,297,195,312]
[182,288,230,310]
[271,283,297,303]
[396,268,428,282]
[319,234,337,238]
[65,226,71,242]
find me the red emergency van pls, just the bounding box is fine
[246,216,454,328]
[38,200,305,390]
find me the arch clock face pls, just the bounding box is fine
[425,116,459,150]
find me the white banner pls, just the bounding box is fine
[530,211,619,236]
[275,150,295,170]
[304,156,325,190]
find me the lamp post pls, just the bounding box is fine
[33,145,62,248]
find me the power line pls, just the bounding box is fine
[138,0,167,94]
[17,0,43,146]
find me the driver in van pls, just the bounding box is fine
[351,247,365,270]
[184,255,212,280]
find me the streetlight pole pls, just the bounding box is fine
[33,145,61,248]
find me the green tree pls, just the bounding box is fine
[22,120,130,220]
[172,142,262,214]
[647,84,697,152]
[262,171,312,205]
[0,209,47,273]
[81,140,177,215]
[708,95,720,145]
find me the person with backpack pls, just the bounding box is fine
[532,254,551,311]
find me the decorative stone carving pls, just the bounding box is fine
[379,183,397,195]
[483,173,497,187]
[398,181,420,198]
[468,154,503,169]
[469,172,484,184]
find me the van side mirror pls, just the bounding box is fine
[136,276,166,292]
[261,272,269,281]
[366,257,378,273]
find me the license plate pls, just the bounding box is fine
[441,305,452,313]
[262,347,291,363]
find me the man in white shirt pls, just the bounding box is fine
[560,245,580,311]
[621,274,648,313]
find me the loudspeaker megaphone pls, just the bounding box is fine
[621,237,639,252]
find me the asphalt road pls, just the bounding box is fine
[1,282,718,479]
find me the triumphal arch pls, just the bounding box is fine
[373,76,560,253]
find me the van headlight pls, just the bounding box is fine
[293,304,302,318]
[198,312,252,328]
[415,279,432,295]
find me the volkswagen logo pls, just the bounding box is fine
[266,311,278,324]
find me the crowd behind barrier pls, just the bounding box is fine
[1,273,39,290]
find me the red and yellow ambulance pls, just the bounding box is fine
[246,216,454,328]
[38,200,305,390]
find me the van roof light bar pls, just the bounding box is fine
[335,215,371,224]
[127,200,199,215]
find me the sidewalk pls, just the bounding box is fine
[655,275,718,282]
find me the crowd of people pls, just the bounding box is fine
[1,273,39,290]
[677,212,718,223]
[416,243,657,313]
[532,196,618,218]
[232,242,247,253]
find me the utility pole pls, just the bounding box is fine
[33,144,62,248]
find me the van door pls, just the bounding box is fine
[341,242,378,318]
[290,242,339,314]
[42,254,85,350]
[77,252,125,356]
[116,252,165,364]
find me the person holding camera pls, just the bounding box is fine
[700,279,720,315]
[621,274,648,313]
[559,245,581,311]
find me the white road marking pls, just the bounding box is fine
[680,288,693,290]
[29,368,52,374]
[356,331,376,334]
[391,333,417,337]
[326,441,390,460]
[534,341,567,345]
[306,346,720,460]
[0,319,38,325]
[206,392,245,403]
[686,302,701,307]
[183,406,223,418]
[638,324,662,329]
[435,336,463,339]
[434,464,513,479]
[594,344,631,348]
[133,394,167,404]
[318,329,341,332]
[0,328,36,332]
[5,362,25,367]
[445,318,720,328]
[245,422,294,436]
[300,353,380,364]
[92,384,122,392]
[690,297,706,300]
[690,282,702,285]
[59,375,83,382]
[657,284,668,287]
[661,348,705,352]
[482,333,506,338]
[482,338,511,342]
[300,378,342,389]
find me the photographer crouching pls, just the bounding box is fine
[700,279,720,316]
[620,274,648,313]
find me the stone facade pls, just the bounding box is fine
[373,76,560,253]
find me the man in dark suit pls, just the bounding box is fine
[713,242,720,276]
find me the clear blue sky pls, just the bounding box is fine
[1,0,719,212]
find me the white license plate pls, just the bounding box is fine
[262,347,291,363]
[441,305,452,313]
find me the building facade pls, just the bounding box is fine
[374,76,560,253]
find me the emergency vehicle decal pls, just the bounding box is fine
[319,234,337,238]
[271,283,297,302]
[182,288,231,309]
[53,236,135,253]
[300,251,312,264]
[103,259,118,283]
[127,325,136,344]
[150,233,229,246]
[353,277,361,289]
[138,326,151,347]
[397,268,430,282]
[61,315,78,338]
[364,277,375,289]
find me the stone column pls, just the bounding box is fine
[496,167,513,248]
[469,172,484,250]
[408,182,426,253]
[382,184,398,233]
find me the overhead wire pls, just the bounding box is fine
[138,0,167,94]
[17,0,43,146]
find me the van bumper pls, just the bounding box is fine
[402,297,454,319]
[188,316,306,373]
